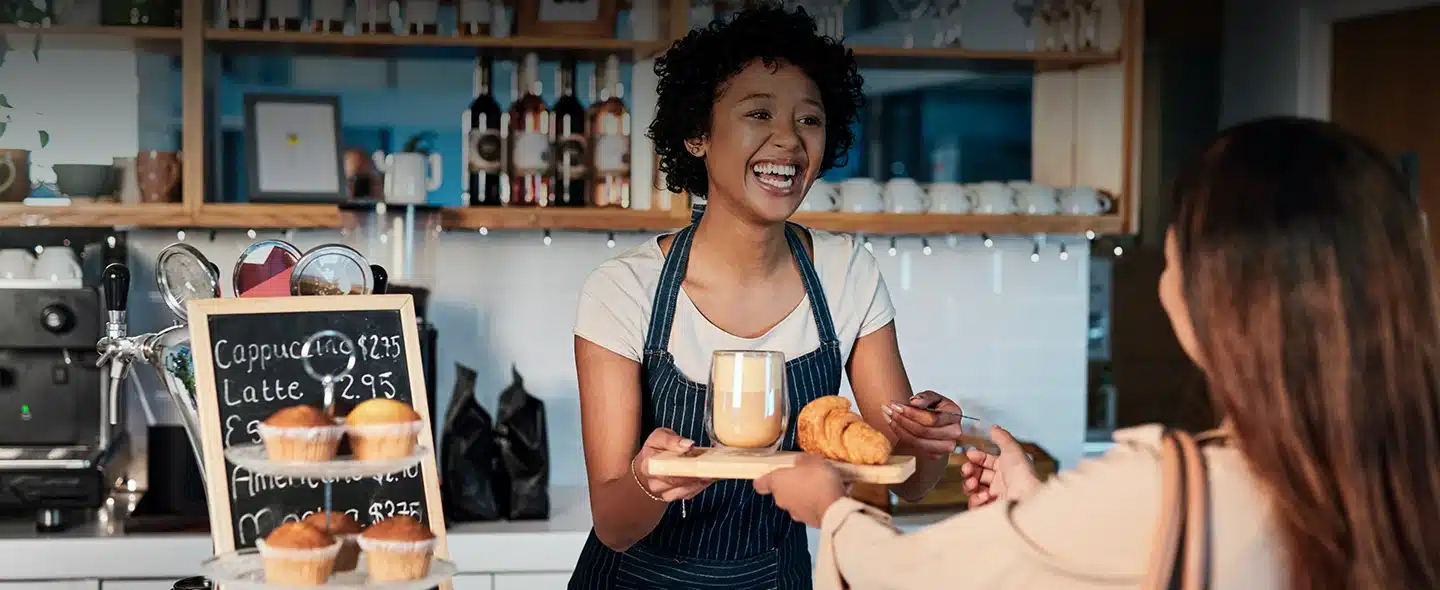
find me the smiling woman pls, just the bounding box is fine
[566,3,960,589]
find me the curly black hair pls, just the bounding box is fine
[647,2,866,197]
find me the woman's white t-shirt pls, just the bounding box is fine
[574,228,896,382]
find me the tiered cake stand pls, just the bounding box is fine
[198,330,456,589]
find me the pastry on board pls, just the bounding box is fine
[257,405,346,462]
[344,398,424,461]
[301,511,363,572]
[357,515,437,582]
[797,395,894,465]
[256,521,341,585]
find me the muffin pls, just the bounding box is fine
[301,511,363,572]
[257,405,346,462]
[344,399,423,461]
[357,515,437,582]
[256,521,341,585]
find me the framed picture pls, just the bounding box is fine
[515,0,618,37]
[244,94,346,203]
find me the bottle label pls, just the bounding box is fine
[511,132,550,174]
[595,135,630,174]
[558,134,588,179]
[468,129,503,173]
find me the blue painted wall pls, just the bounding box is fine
[142,53,1031,203]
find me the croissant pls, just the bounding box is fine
[797,395,893,465]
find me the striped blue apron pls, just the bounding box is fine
[569,221,844,589]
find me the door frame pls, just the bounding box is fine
[1300,0,1440,120]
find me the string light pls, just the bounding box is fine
[478,226,489,235]
[543,230,553,246]
[1059,243,1069,260]
[887,237,897,257]
[982,233,993,248]
[863,236,873,252]
[1030,243,1040,262]
[106,235,116,248]
[1085,230,1096,240]
[33,245,43,255]
[246,229,257,239]
[1113,245,1124,256]
[176,230,186,241]
[921,238,932,255]
[606,232,616,249]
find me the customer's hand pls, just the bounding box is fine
[961,425,1042,508]
[754,453,847,528]
[884,391,966,459]
[634,428,713,502]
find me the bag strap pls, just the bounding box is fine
[1142,429,1212,590]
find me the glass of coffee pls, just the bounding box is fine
[706,350,788,454]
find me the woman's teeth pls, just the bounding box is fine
[753,163,797,190]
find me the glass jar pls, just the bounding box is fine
[337,202,442,291]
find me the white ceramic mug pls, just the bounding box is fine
[884,177,928,213]
[970,182,1017,214]
[0,249,34,280]
[926,182,972,214]
[838,178,883,213]
[34,248,81,282]
[798,179,838,212]
[374,151,442,205]
[1013,182,1060,215]
[1060,186,1114,216]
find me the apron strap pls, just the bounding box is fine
[784,223,839,345]
[643,224,697,353]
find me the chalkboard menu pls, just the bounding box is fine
[187,295,449,558]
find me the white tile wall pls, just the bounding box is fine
[120,230,1092,486]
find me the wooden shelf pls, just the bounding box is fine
[0,202,1121,236]
[848,46,1119,72]
[789,212,1124,235]
[192,203,341,229]
[441,207,687,231]
[0,24,183,39]
[205,28,664,59]
[0,203,188,227]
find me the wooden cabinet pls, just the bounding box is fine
[1033,0,1145,232]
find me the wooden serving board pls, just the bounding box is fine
[647,448,916,484]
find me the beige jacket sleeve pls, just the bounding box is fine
[814,426,1172,590]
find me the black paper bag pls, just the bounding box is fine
[495,365,550,520]
[439,363,505,522]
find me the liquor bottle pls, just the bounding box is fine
[552,59,589,207]
[588,56,631,208]
[507,53,552,207]
[464,56,504,207]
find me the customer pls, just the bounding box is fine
[756,116,1440,589]
[567,4,961,588]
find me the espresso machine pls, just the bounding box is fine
[0,241,130,531]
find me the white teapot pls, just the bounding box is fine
[373,150,442,205]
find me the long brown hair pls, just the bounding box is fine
[1172,117,1440,589]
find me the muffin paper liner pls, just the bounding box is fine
[346,420,425,437]
[257,423,348,441]
[256,537,343,560]
[356,536,437,555]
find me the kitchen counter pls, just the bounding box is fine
[0,486,961,582]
